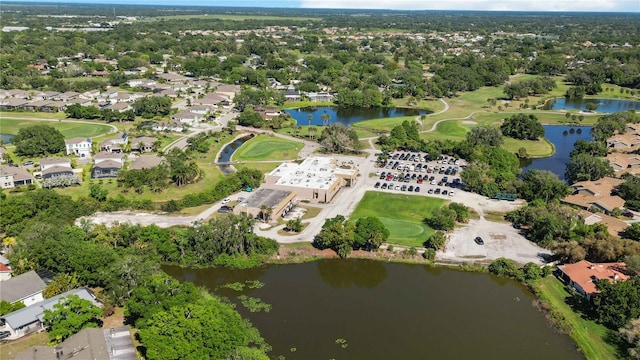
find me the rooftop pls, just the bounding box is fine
[241,188,293,209]
[267,157,355,190]
[128,155,163,170]
[559,260,629,296]
[0,271,46,303]
[39,157,71,166]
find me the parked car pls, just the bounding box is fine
[427,188,434,194]
[414,186,420,192]
[218,205,233,213]
[449,190,455,197]
[434,188,441,195]
[381,183,388,189]
[408,185,414,192]
[474,236,484,245]
[221,198,231,205]
[374,182,381,189]
[23,161,34,166]
[622,210,635,218]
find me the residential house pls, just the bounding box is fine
[284,89,301,101]
[65,137,93,158]
[578,209,629,237]
[215,84,240,100]
[130,136,158,153]
[108,102,133,113]
[126,78,156,88]
[254,106,282,120]
[128,155,163,170]
[171,110,202,127]
[81,89,101,100]
[39,158,73,180]
[0,165,34,189]
[5,89,30,99]
[193,93,229,107]
[100,132,128,153]
[15,326,137,360]
[0,271,46,306]
[306,92,334,102]
[97,90,119,103]
[155,72,189,83]
[151,121,184,132]
[606,129,640,151]
[0,98,30,110]
[188,105,213,116]
[53,91,80,102]
[154,89,178,98]
[558,260,628,300]
[606,152,640,176]
[0,288,100,340]
[561,177,625,214]
[93,152,124,179]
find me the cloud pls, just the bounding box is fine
[299,0,639,12]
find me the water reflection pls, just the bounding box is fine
[285,106,431,126]
[316,258,387,288]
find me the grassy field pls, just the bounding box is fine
[0,118,113,138]
[350,191,447,247]
[233,134,302,161]
[532,276,622,360]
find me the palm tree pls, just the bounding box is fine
[307,113,313,126]
[321,113,331,126]
[259,205,272,222]
[309,126,317,141]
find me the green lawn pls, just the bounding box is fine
[532,276,622,360]
[233,134,302,161]
[350,191,447,247]
[352,116,417,132]
[0,118,113,138]
[502,137,555,158]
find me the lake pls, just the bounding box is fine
[549,97,640,113]
[164,259,582,360]
[521,125,593,180]
[0,133,15,144]
[285,106,432,126]
[216,134,253,174]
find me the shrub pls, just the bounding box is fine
[422,248,436,261]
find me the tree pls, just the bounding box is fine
[43,273,80,299]
[132,96,172,118]
[594,277,640,329]
[619,318,640,359]
[89,184,108,202]
[565,153,614,184]
[488,258,522,279]
[285,218,303,233]
[424,231,446,250]
[500,114,545,140]
[318,124,361,154]
[424,207,457,231]
[448,203,471,223]
[625,223,640,241]
[354,217,389,251]
[516,169,571,202]
[466,124,503,147]
[138,297,269,360]
[12,125,65,157]
[43,294,102,344]
[313,215,356,258]
[0,300,25,316]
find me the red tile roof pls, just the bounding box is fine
[0,263,11,272]
[560,260,628,296]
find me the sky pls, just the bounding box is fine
[11,0,640,12]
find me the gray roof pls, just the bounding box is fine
[15,326,136,360]
[0,271,45,303]
[41,165,73,176]
[1,288,99,330]
[94,160,122,169]
[65,137,91,145]
[128,155,163,170]
[242,188,293,209]
[39,157,71,166]
[95,152,123,161]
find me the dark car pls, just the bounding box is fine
[0,331,10,340]
[401,185,407,191]
[434,188,441,195]
[408,185,414,192]
[218,205,233,213]
[474,236,484,245]
[414,186,420,192]
[381,183,388,189]
[427,188,434,194]
[622,210,635,218]
[374,182,381,189]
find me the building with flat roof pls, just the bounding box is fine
[234,188,296,223]
[264,157,357,203]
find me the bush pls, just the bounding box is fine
[403,246,418,257]
[424,231,447,250]
[422,248,436,261]
[161,200,181,213]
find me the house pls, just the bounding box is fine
[130,136,158,153]
[578,209,629,237]
[65,137,93,158]
[188,105,213,115]
[0,288,100,340]
[15,326,137,360]
[561,177,625,214]
[107,102,133,113]
[171,110,202,127]
[0,165,34,189]
[0,98,30,110]
[93,152,124,179]
[254,106,282,120]
[284,90,301,101]
[39,158,73,180]
[0,271,46,306]
[306,92,334,102]
[126,78,156,88]
[53,91,80,102]
[0,262,11,282]
[100,132,128,153]
[606,125,640,151]
[606,152,640,176]
[128,155,163,170]
[193,93,229,107]
[558,260,629,300]
[214,84,240,100]
[151,121,184,132]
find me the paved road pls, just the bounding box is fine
[162,110,238,152]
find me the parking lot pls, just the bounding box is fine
[373,151,467,197]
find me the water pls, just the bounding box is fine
[0,133,15,144]
[216,134,253,174]
[521,125,593,180]
[164,259,582,360]
[550,98,640,113]
[285,106,432,126]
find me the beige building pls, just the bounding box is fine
[562,177,625,214]
[264,157,358,203]
[606,152,640,176]
[234,188,297,223]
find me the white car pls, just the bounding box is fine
[449,191,455,197]
[221,198,231,205]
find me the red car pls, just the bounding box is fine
[622,211,635,218]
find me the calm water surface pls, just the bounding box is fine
[164,259,582,360]
[0,133,15,144]
[521,125,593,180]
[217,134,253,174]
[285,106,431,126]
[550,97,640,113]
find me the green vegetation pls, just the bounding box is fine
[0,119,112,138]
[233,134,302,161]
[351,191,446,246]
[313,215,390,258]
[532,277,620,360]
[11,125,65,157]
[43,294,102,344]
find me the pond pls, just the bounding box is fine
[0,133,15,144]
[521,125,593,180]
[285,106,432,126]
[164,259,582,360]
[216,134,254,175]
[549,97,640,113]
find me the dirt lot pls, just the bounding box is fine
[440,218,552,264]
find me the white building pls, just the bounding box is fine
[65,137,92,158]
